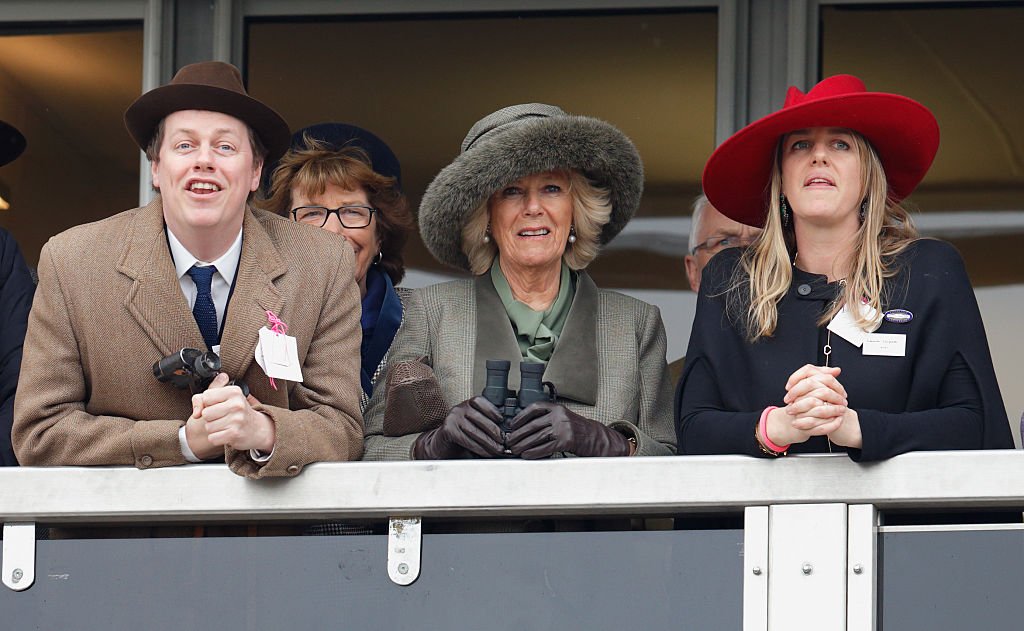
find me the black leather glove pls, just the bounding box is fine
[505,402,631,459]
[412,396,505,459]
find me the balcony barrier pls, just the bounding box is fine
[2,451,1023,630]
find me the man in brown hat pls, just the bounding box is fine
[13,62,364,477]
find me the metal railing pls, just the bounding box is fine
[4,450,1023,522]
[2,450,1023,630]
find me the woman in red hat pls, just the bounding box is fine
[676,75,1013,460]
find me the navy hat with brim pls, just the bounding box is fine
[289,123,402,188]
[0,120,26,167]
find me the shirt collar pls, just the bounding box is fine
[166,226,244,284]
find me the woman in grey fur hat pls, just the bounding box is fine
[362,103,676,461]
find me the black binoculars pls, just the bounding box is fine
[482,359,556,436]
[152,348,249,396]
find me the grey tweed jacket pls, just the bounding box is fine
[363,271,676,460]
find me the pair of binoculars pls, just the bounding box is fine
[152,348,249,396]
[481,359,556,436]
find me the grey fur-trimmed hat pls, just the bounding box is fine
[419,103,644,271]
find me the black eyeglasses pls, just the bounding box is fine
[690,234,758,255]
[291,205,377,229]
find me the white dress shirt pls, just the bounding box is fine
[167,227,242,335]
[166,227,273,463]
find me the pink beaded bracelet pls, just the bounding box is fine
[757,406,791,455]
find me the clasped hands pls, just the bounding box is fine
[413,396,631,460]
[184,373,276,460]
[764,364,861,449]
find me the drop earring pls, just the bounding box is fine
[483,223,491,244]
[568,224,577,244]
[859,200,868,223]
[780,195,790,227]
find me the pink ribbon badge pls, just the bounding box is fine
[265,310,288,390]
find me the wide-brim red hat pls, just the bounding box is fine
[0,120,26,167]
[124,61,290,163]
[702,74,939,227]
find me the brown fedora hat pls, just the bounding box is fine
[124,61,290,163]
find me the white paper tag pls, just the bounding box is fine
[863,333,906,357]
[255,327,304,382]
[826,302,880,348]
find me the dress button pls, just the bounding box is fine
[797,283,812,296]
[286,464,300,474]
[140,455,154,467]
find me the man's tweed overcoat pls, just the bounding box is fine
[14,197,364,478]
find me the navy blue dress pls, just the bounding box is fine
[676,239,1013,461]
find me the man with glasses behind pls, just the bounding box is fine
[684,193,762,293]
[669,194,762,384]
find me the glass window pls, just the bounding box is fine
[0,26,144,267]
[247,9,719,363]
[822,2,1024,440]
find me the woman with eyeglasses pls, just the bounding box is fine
[264,123,414,410]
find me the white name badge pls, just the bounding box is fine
[862,333,906,357]
[827,303,880,348]
[255,327,304,382]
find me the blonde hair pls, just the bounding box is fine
[461,170,612,275]
[728,130,918,341]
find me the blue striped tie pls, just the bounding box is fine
[187,265,219,350]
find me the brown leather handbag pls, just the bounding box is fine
[382,357,449,437]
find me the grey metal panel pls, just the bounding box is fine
[212,0,234,62]
[0,530,743,630]
[716,0,747,143]
[0,0,145,21]
[138,0,167,207]
[173,0,216,67]
[746,0,793,122]
[4,452,1024,524]
[786,0,813,89]
[879,529,1024,630]
[242,0,720,17]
